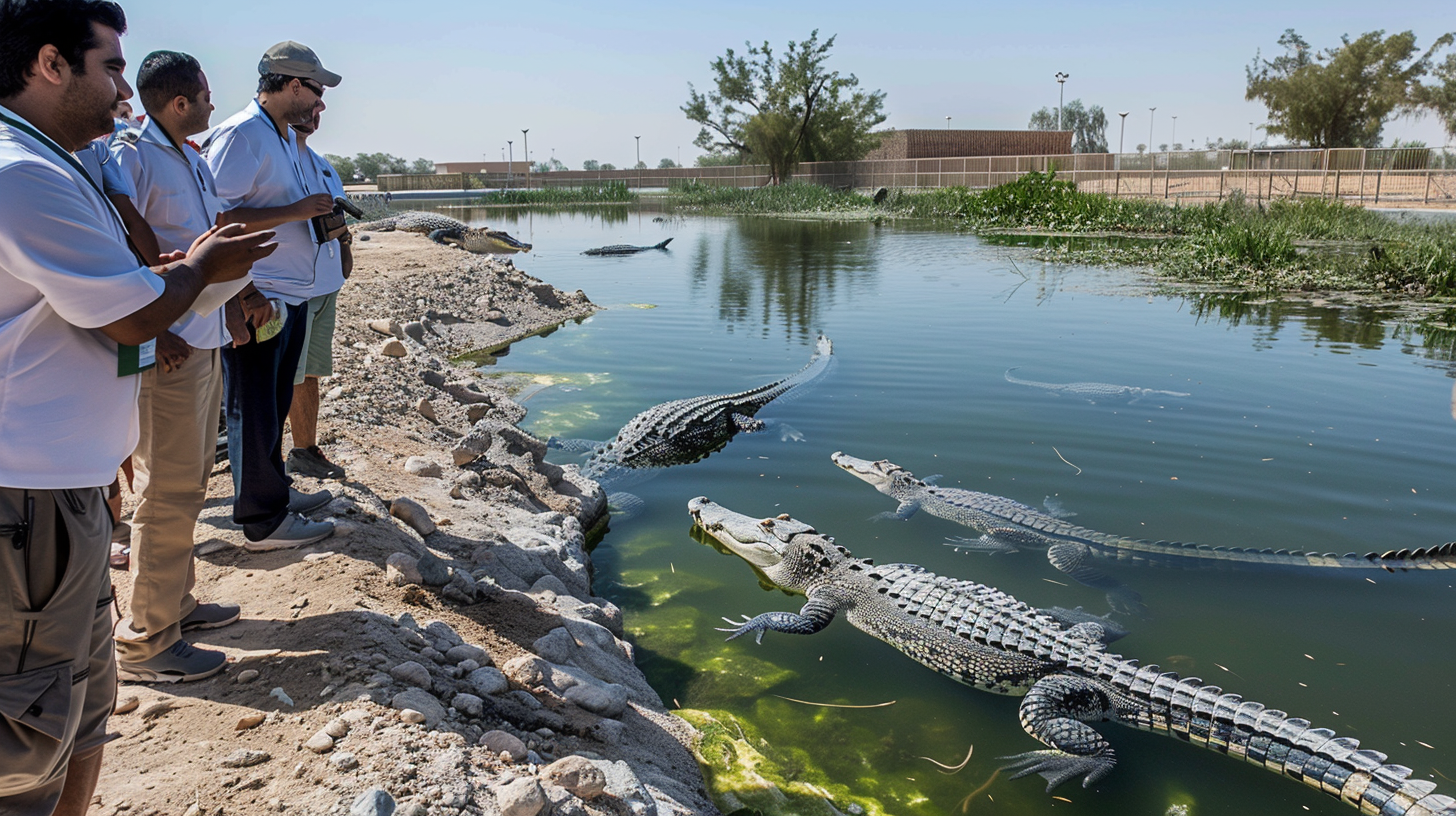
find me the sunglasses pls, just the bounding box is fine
[298,79,324,98]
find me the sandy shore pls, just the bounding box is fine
[94,231,721,816]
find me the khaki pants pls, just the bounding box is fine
[115,348,224,663]
[0,487,116,814]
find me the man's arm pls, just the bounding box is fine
[340,231,353,280]
[108,193,162,265]
[217,193,335,231]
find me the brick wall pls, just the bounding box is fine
[865,130,1075,160]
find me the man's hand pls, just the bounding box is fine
[293,194,335,221]
[185,223,277,285]
[238,286,275,328]
[224,298,251,347]
[156,331,191,373]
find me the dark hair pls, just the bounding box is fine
[0,0,127,99]
[257,72,295,94]
[136,50,202,114]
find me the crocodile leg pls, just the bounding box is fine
[730,413,766,432]
[716,594,841,644]
[1001,674,1122,790]
[871,500,922,522]
[1046,542,1149,617]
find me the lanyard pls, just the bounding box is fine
[146,122,213,212]
[0,111,151,267]
[253,101,310,195]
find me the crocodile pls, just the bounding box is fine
[428,226,532,254]
[687,496,1456,816]
[831,452,1456,614]
[582,238,672,256]
[1005,367,1190,402]
[356,211,468,234]
[549,335,832,513]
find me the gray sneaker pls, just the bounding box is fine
[181,602,241,632]
[244,512,334,552]
[287,445,345,479]
[117,639,227,683]
[288,486,333,514]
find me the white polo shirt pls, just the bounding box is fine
[0,105,166,489]
[299,145,345,298]
[204,100,316,305]
[113,118,231,349]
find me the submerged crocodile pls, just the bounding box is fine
[428,226,532,254]
[687,496,1456,816]
[832,452,1456,614]
[356,211,468,234]
[582,238,672,256]
[550,335,832,513]
[1005,367,1190,402]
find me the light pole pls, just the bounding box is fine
[634,135,641,167]
[1055,72,1069,130]
[1171,115,1177,151]
[1148,107,1156,156]
[506,140,513,188]
[1248,122,1255,147]
[945,115,952,130]
[521,129,529,189]
[1118,111,1129,154]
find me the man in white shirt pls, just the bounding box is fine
[286,110,351,481]
[0,3,275,813]
[110,50,250,683]
[205,41,339,550]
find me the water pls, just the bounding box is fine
[450,206,1456,816]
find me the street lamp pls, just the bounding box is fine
[521,129,529,189]
[634,135,641,167]
[945,115,952,130]
[1118,111,1129,154]
[506,140,513,188]
[1055,72,1070,131]
[1248,122,1255,147]
[1148,107,1156,155]
[1171,115,1177,151]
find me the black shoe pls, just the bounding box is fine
[287,445,345,479]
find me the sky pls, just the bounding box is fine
[114,0,1455,168]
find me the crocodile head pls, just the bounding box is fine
[831,451,919,493]
[688,497,842,589]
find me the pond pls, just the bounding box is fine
[449,205,1456,816]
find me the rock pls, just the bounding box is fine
[398,709,426,724]
[380,339,408,358]
[424,621,463,648]
[236,669,260,683]
[390,498,436,536]
[542,756,607,800]
[402,321,425,341]
[325,385,345,400]
[385,552,423,586]
[441,569,477,603]
[495,777,545,816]
[466,666,509,697]
[218,748,271,768]
[502,655,549,689]
[330,751,360,771]
[323,718,351,739]
[389,661,433,690]
[235,712,266,731]
[367,319,401,338]
[415,398,437,422]
[350,789,395,816]
[269,687,294,706]
[564,683,629,719]
[466,404,489,423]
[404,457,442,478]
[479,730,528,761]
[597,760,658,816]
[304,731,335,753]
[451,446,478,467]
[531,629,575,665]
[451,693,484,717]
[391,689,446,727]
[113,695,138,714]
[415,550,450,585]
[482,309,505,322]
[445,643,488,665]
[529,574,571,597]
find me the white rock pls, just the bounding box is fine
[496,777,545,816]
[367,318,402,338]
[543,756,607,800]
[390,498,436,536]
[324,717,350,738]
[385,552,423,586]
[416,398,437,422]
[404,457,442,478]
[398,708,426,724]
[325,385,345,400]
[304,731,335,753]
[330,751,360,772]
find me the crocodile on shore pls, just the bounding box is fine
[549,335,832,514]
[582,238,672,256]
[832,452,1456,614]
[687,496,1456,816]
[1005,367,1190,402]
[428,226,532,254]
[356,211,468,234]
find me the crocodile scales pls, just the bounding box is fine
[549,336,833,511]
[687,496,1456,816]
[833,452,1456,613]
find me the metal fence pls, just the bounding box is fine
[377,147,1456,206]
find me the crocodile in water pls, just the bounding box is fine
[832,452,1456,615]
[549,335,832,513]
[687,496,1455,816]
[1005,367,1190,402]
[582,238,672,256]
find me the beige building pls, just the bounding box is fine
[433,161,527,175]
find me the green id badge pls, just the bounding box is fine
[118,338,157,376]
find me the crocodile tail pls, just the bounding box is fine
[747,335,835,406]
[654,238,673,250]
[1096,537,1456,571]
[1102,658,1454,814]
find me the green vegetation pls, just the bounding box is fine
[324,152,434,182]
[469,182,637,206]
[1029,98,1109,153]
[669,180,874,214]
[683,30,887,183]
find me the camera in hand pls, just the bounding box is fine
[310,197,360,244]
[334,196,365,219]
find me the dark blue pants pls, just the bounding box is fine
[221,301,306,541]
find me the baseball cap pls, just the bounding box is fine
[258,41,341,87]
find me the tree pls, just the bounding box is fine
[683,30,887,183]
[633,160,648,170]
[408,158,435,174]
[325,153,357,182]
[352,152,407,181]
[695,152,746,167]
[533,158,566,173]
[1028,99,1108,153]
[582,159,601,171]
[600,163,617,171]
[1415,53,1456,141]
[658,158,679,168]
[1135,144,1146,154]
[1246,29,1453,148]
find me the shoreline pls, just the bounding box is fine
[96,231,721,816]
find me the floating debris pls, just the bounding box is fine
[1052,447,1082,475]
[772,694,896,709]
[918,745,973,774]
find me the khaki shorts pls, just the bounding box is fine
[294,290,338,385]
[0,487,116,814]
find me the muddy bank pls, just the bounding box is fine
[95,232,721,816]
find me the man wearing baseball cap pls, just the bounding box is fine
[204,41,340,550]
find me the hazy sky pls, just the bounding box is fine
[115,0,1455,168]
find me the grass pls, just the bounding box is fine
[469,181,637,206]
[668,179,875,215]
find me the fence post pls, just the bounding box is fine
[1425,172,1433,204]
[1358,149,1366,204]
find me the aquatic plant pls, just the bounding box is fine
[471,182,637,205]
[669,180,875,215]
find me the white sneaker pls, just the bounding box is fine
[244,512,334,552]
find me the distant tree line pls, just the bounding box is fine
[1027,99,1108,153]
[324,152,434,182]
